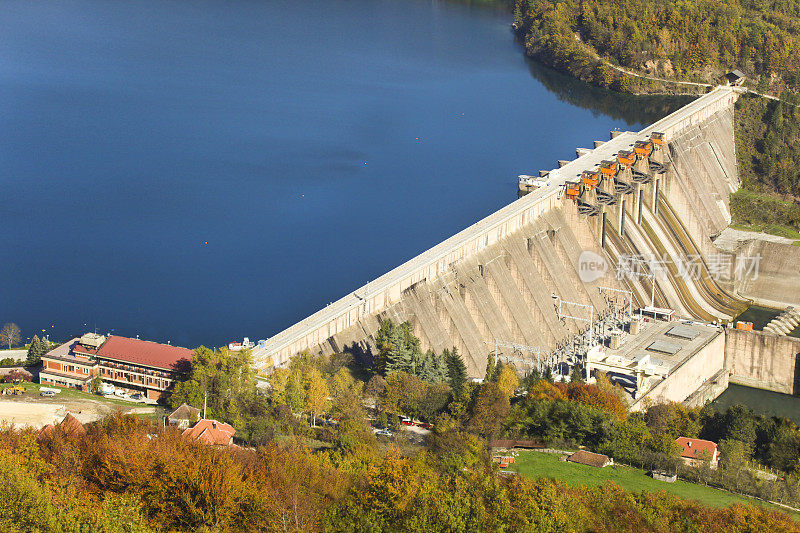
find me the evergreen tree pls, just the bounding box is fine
[543,366,554,383]
[376,320,424,376]
[570,364,585,383]
[484,353,496,383]
[418,350,447,383]
[521,369,541,391]
[445,348,468,397]
[373,320,398,376]
[25,336,46,367]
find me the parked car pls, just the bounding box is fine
[130,393,144,402]
[400,418,415,426]
[375,429,393,437]
[40,390,56,397]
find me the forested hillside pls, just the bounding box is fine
[513,0,800,94]
[514,0,800,232]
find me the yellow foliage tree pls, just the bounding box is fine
[304,368,330,427]
[495,365,520,398]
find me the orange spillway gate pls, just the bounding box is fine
[581,170,601,189]
[650,131,666,149]
[617,150,635,168]
[565,181,581,200]
[600,160,618,177]
[634,140,653,158]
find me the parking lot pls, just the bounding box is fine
[0,383,163,428]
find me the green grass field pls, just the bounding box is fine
[511,450,799,520]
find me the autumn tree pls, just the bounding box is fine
[468,382,510,438]
[495,364,520,398]
[304,367,330,426]
[0,323,21,349]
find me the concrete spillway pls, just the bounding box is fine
[252,87,750,377]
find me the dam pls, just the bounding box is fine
[253,85,799,403]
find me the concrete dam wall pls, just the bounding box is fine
[725,328,800,395]
[252,87,745,376]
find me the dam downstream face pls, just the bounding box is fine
[1,0,684,347]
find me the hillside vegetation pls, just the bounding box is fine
[513,0,800,94]
[514,0,800,231]
[1,414,797,533]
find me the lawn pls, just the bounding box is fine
[511,450,800,520]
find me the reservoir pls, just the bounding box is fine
[0,0,686,348]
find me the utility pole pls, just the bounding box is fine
[203,390,207,420]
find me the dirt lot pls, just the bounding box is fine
[0,383,164,428]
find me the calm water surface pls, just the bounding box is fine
[713,384,800,425]
[1,0,684,348]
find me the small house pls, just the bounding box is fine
[724,70,746,86]
[182,419,236,446]
[676,437,718,468]
[167,403,201,429]
[567,450,612,468]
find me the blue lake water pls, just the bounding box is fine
[0,0,686,348]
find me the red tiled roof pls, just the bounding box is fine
[95,336,192,372]
[676,437,717,460]
[72,342,100,357]
[182,419,235,446]
[59,413,86,436]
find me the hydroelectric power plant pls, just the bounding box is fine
[253,86,800,406]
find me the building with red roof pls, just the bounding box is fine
[676,437,719,468]
[40,333,192,401]
[182,419,236,446]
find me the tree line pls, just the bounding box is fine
[0,410,795,532]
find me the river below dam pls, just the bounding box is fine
[1,0,688,348]
[713,384,800,425]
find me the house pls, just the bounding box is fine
[182,419,235,446]
[567,450,612,468]
[168,403,201,429]
[41,333,192,401]
[724,70,746,86]
[37,413,86,441]
[676,437,719,468]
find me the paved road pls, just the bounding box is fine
[0,350,27,362]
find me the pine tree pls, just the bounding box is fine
[445,348,468,397]
[25,336,46,367]
[484,353,496,383]
[373,320,398,376]
[418,350,447,383]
